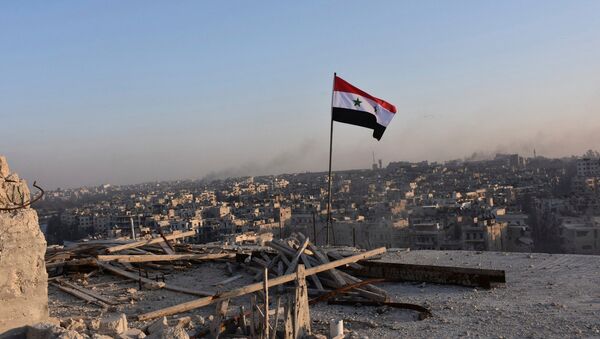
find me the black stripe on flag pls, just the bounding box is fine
[332,107,387,140]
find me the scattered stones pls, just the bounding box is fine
[123,328,147,338]
[62,318,87,332]
[146,326,189,339]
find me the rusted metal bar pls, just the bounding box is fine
[348,260,505,289]
[309,278,386,305]
[0,181,44,211]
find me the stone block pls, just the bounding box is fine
[98,313,128,336]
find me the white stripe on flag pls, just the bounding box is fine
[333,90,395,127]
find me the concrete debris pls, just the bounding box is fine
[122,328,146,338]
[0,155,48,334]
[146,327,189,339]
[98,313,128,336]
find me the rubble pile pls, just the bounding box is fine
[39,228,427,338]
[0,155,49,334]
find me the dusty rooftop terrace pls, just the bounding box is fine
[48,250,600,338]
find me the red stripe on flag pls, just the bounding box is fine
[334,76,397,113]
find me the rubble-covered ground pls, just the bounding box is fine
[49,250,600,338]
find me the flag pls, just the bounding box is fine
[332,75,397,140]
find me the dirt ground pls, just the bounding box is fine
[49,250,600,338]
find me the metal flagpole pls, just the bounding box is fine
[326,72,336,246]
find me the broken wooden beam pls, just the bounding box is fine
[284,237,309,275]
[56,279,118,305]
[97,253,233,263]
[105,230,196,253]
[137,247,386,321]
[96,260,166,289]
[50,283,108,308]
[348,260,506,289]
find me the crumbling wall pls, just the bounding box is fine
[0,155,48,334]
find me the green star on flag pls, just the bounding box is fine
[352,98,362,107]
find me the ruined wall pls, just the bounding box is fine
[0,156,48,334]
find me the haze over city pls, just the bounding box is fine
[2,1,599,189]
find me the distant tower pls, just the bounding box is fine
[533,149,537,158]
[378,159,382,169]
[372,152,378,170]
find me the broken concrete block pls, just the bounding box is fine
[92,335,114,339]
[146,327,189,339]
[98,313,128,336]
[121,328,146,338]
[0,157,48,334]
[88,319,101,332]
[162,327,189,339]
[174,316,191,329]
[62,318,87,332]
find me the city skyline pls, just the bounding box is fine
[2,1,599,189]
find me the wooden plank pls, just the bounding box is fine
[250,295,257,338]
[158,240,175,255]
[56,279,118,305]
[97,253,232,263]
[51,283,108,308]
[209,299,229,338]
[328,251,363,270]
[97,260,165,289]
[263,268,270,339]
[300,254,325,291]
[293,265,311,338]
[308,243,346,287]
[271,296,281,339]
[284,237,309,275]
[336,270,388,298]
[283,296,293,339]
[105,230,196,253]
[349,260,506,289]
[239,306,248,335]
[137,247,386,321]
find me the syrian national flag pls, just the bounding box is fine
[332,75,397,140]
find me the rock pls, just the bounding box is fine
[193,315,205,326]
[146,327,189,339]
[62,318,87,332]
[174,316,192,329]
[98,313,128,336]
[121,328,146,338]
[92,335,114,339]
[0,155,9,177]
[375,306,390,315]
[147,316,168,335]
[57,331,87,339]
[88,319,101,332]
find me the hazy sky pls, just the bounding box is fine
[2,1,600,189]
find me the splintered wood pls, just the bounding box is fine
[137,244,386,321]
[46,230,390,338]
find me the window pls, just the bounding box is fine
[576,231,589,237]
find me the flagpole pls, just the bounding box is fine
[326,72,336,246]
